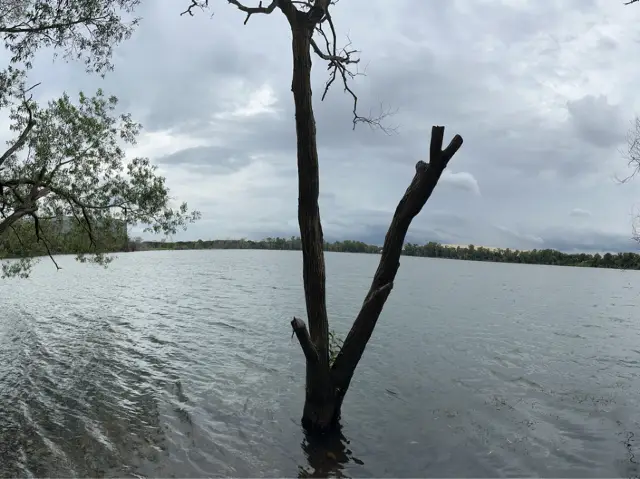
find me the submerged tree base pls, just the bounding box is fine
[297,422,361,477]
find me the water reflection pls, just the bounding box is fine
[298,427,364,478]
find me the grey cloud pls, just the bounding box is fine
[566,95,625,148]
[352,218,637,254]
[323,210,472,246]
[367,53,626,181]
[494,226,545,248]
[67,1,287,132]
[101,2,612,181]
[156,145,252,174]
[538,227,637,254]
[597,35,618,51]
[35,0,640,252]
[178,203,638,255]
[569,208,593,218]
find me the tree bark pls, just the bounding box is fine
[285,7,463,435]
[0,186,50,236]
[289,16,335,432]
[0,210,29,236]
[330,127,463,409]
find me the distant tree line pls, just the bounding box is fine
[403,242,640,269]
[129,236,640,270]
[129,236,381,254]
[6,228,639,271]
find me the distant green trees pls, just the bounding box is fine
[130,237,640,270]
[130,236,382,254]
[402,241,639,269]
[9,231,637,271]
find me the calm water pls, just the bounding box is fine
[2,250,640,477]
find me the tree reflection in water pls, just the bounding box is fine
[298,426,364,478]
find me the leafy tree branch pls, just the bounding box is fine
[0,0,200,277]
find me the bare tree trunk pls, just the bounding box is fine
[290,19,336,431]
[286,8,463,435]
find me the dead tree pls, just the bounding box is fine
[184,0,464,433]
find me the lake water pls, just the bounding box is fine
[1,249,640,477]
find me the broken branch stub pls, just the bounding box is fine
[291,316,320,366]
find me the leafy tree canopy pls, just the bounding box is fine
[0,0,200,277]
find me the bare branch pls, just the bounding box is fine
[0,207,31,236]
[618,117,640,184]
[29,213,61,271]
[228,0,279,24]
[80,205,96,246]
[8,223,27,250]
[0,83,40,169]
[66,200,97,248]
[180,0,209,16]
[0,17,101,34]
[291,316,320,366]
[310,10,395,132]
[22,82,42,95]
[182,0,284,23]
[0,180,50,236]
[330,126,463,392]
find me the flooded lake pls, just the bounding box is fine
[1,249,640,477]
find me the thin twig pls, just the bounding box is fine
[228,0,278,24]
[180,0,208,16]
[0,84,39,168]
[29,213,61,271]
[309,9,396,132]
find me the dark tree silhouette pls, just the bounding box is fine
[184,0,463,433]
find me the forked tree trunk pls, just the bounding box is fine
[286,10,463,434]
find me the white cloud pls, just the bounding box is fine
[440,171,481,196]
[127,130,212,160]
[213,83,280,120]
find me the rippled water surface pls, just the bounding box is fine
[2,250,640,477]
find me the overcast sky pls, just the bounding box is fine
[19,0,640,252]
